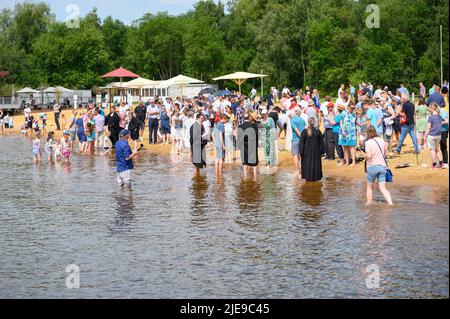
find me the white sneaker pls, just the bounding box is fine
[442,164,449,169]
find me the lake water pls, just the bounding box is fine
[0,135,448,298]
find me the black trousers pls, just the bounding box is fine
[324,128,335,159]
[332,132,344,160]
[110,130,119,147]
[54,112,60,130]
[441,131,448,164]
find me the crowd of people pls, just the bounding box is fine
[2,80,448,206]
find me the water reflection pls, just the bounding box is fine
[112,188,135,233]
[236,178,263,213]
[190,174,208,217]
[298,181,324,207]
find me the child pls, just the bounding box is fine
[424,103,443,169]
[40,114,47,134]
[85,122,95,154]
[61,131,72,162]
[20,122,28,136]
[54,139,63,161]
[100,132,111,156]
[44,131,56,161]
[32,132,41,164]
[415,100,429,150]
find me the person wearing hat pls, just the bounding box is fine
[322,102,336,160]
[115,129,138,187]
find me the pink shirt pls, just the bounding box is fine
[365,137,386,167]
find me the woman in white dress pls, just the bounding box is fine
[285,109,295,153]
[224,115,234,163]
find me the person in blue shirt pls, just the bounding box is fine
[115,129,138,187]
[330,107,345,165]
[213,114,227,177]
[366,100,383,136]
[290,106,307,176]
[427,86,446,108]
[439,106,449,168]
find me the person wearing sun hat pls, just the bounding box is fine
[115,129,138,187]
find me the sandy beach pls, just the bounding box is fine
[4,108,449,189]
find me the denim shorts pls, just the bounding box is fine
[367,165,387,183]
[291,140,300,155]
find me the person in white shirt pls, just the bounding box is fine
[222,98,231,109]
[24,106,31,121]
[213,96,223,112]
[282,86,290,96]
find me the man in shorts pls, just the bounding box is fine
[290,106,306,178]
[115,129,138,187]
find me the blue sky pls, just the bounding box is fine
[0,0,219,24]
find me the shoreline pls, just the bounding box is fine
[2,109,449,190]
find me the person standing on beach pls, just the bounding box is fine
[134,101,147,141]
[394,94,420,155]
[53,103,62,131]
[424,103,444,169]
[115,129,138,187]
[213,114,227,177]
[147,99,160,144]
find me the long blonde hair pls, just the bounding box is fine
[307,117,315,137]
[429,103,441,115]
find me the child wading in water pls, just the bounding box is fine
[32,132,41,164]
[44,131,56,161]
[61,131,72,163]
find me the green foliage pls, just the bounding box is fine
[0,0,448,95]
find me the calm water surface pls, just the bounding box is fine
[0,136,448,298]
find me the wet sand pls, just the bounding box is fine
[4,109,449,189]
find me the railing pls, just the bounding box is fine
[0,96,20,110]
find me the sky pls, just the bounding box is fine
[0,0,220,24]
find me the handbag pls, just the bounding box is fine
[374,139,393,182]
[400,114,407,126]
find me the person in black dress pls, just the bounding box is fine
[238,113,259,177]
[128,111,140,152]
[190,113,208,174]
[299,117,325,182]
[107,106,120,148]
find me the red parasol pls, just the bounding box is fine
[101,67,139,106]
[0,71,10,78]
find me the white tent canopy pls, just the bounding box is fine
[123,77,157,89]
[164,74,204,86]
[213,71,267,93]
[16,87,39,94]
[55,86,73,92]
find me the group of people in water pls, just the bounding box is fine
[5,80,448,206]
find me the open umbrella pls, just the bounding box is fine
[213,71,267,94]
[16,87,39,94]
[198,87,217,95]
[101,67,139,106]
[215,89,232,97]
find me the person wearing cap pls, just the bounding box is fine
[115,129,138,187]
[322,102,336,160]
[261,108,277,168]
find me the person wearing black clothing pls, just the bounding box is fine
[299,118,325,182]
[394,95,420,154]
[54,104,61,130]
[128,112,141,152]
[238,113,259,177]
[108,106,120,147]
[190,113,208,174]
[134,101,147,139]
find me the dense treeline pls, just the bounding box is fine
[0,0,448,95]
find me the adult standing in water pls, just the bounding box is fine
[290,106,307,178]
[299,118,325,182]
[238,113,259,177]
[115,129,138,187]
[108,106,120,147]
[359,126,393,206]
[190,113,208,175]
